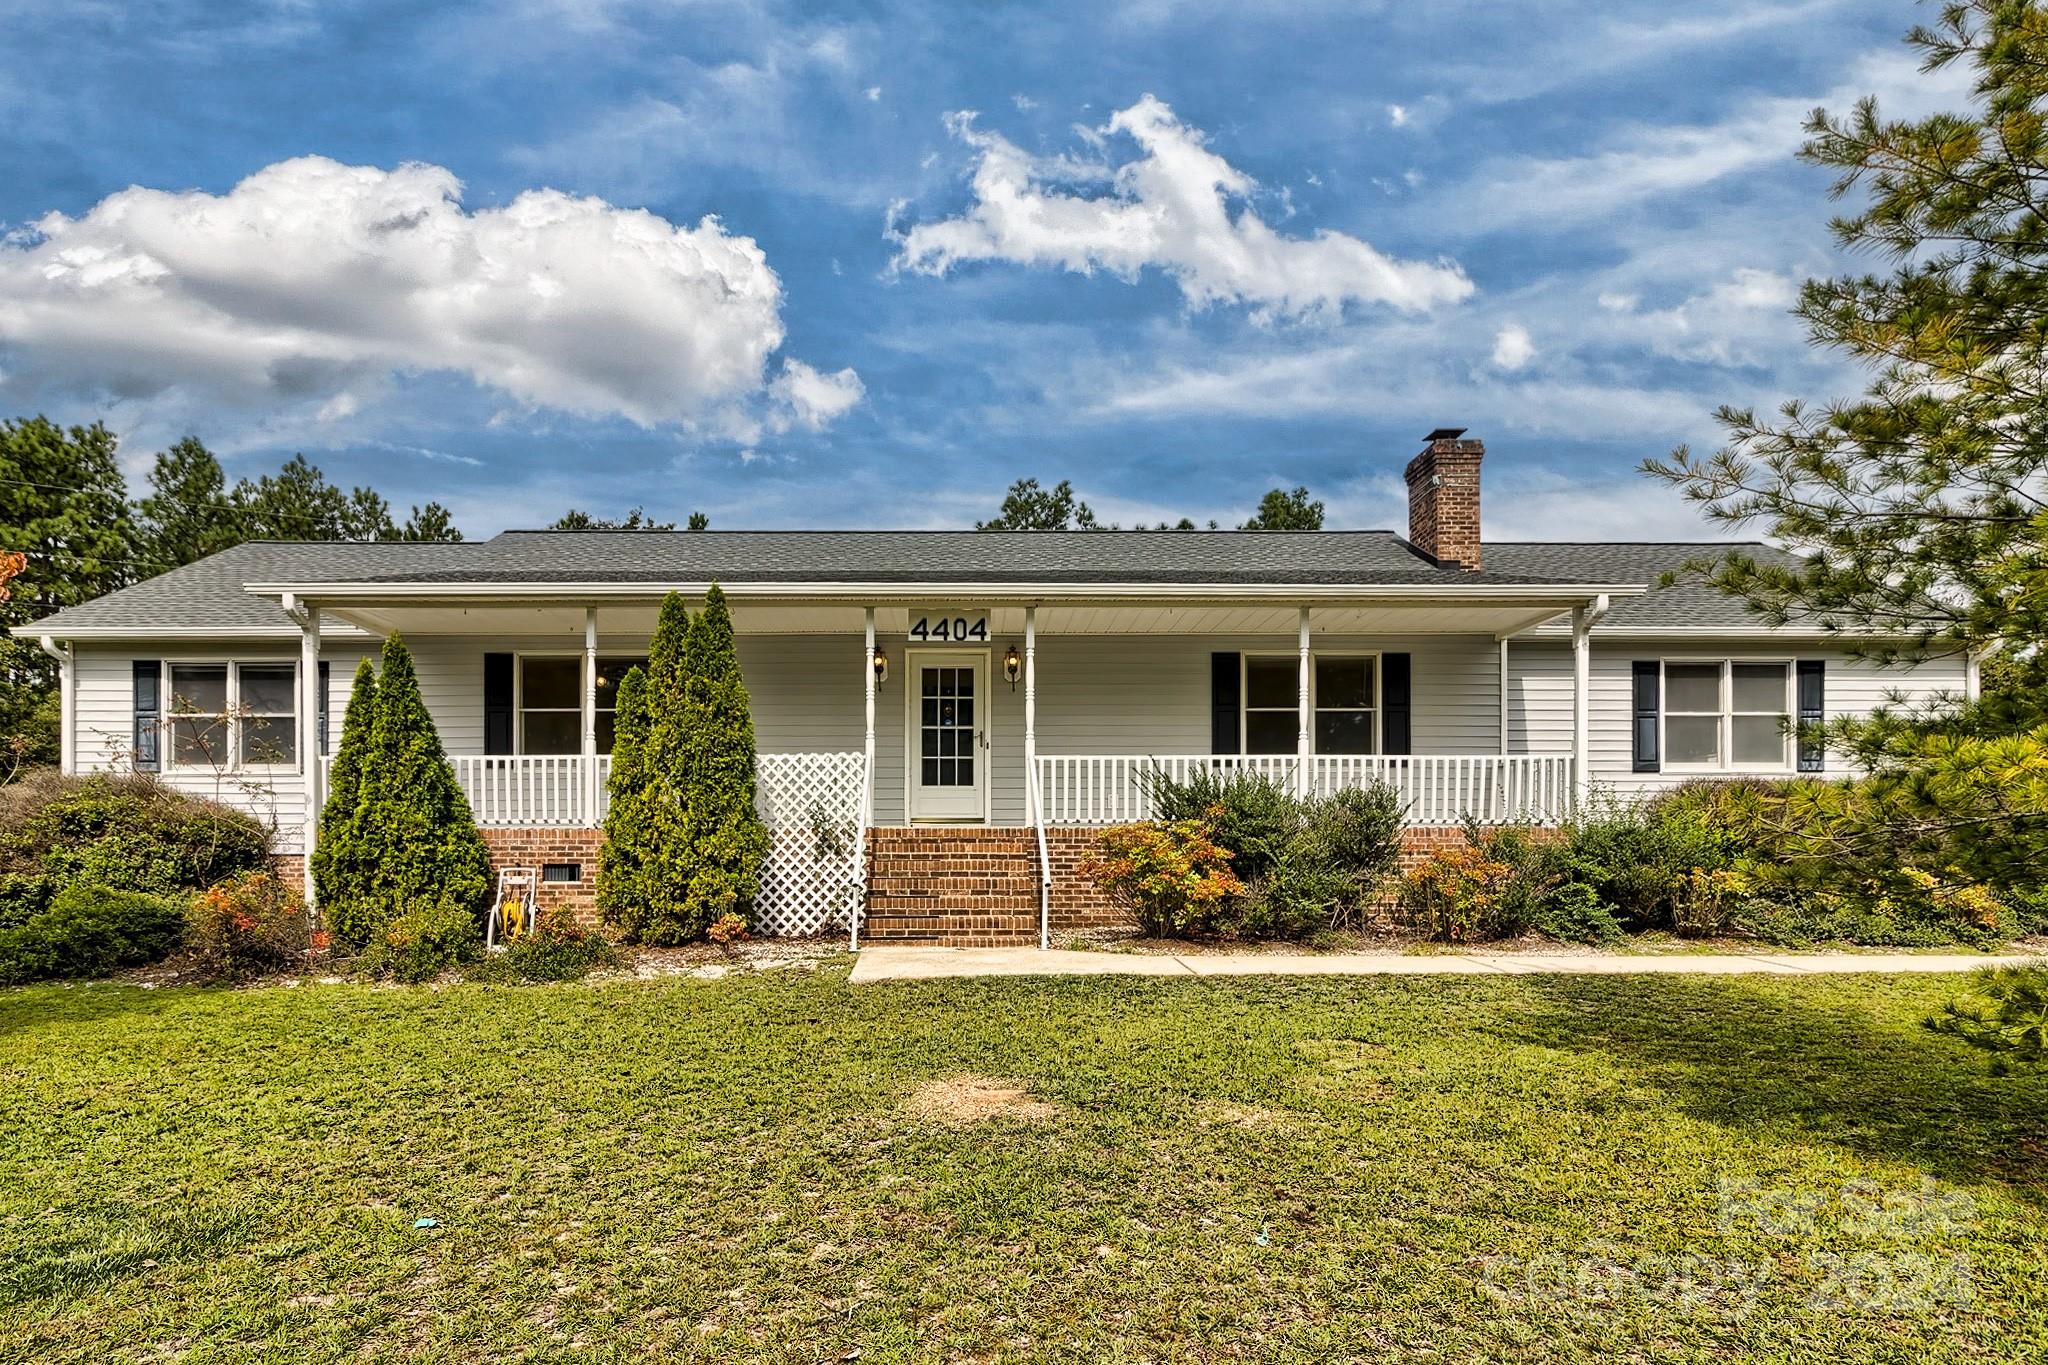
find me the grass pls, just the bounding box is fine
[3,966,2045,1362]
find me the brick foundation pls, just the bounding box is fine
[292,822,1522,944]
[481,828,606,928]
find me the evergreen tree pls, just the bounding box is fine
[136,437,248,568]
[1644,1,2048,905]
[1,417,134,764]
[662,584,769,931]
[1241,486,1324,530]
[351,635,492,941]
[314,657,379,944]
[595,665,652,936]
[597,593,696,942]
[977,477,1101,530]
[399,502,463,542]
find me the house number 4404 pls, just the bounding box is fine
[909,614,989,643]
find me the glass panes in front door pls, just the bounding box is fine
[920,665,976,787]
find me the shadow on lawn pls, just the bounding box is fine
[1507,973,2048,1194]
[0,981,174,1041]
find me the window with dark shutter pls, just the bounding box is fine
[1381,653,1411,755]
[1796,660,1825,772]
[318,660,331,754]
[132,661,162,772]
[1210,652,1241,754]
[1632,661,1661,772]
[484,653,515,755]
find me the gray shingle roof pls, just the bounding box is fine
[25,532,1792,636]
[350,529,1597,586]
[1487,542,1797,631]
[25,540,484,635]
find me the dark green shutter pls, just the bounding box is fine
[484,653,515,755]
[132,661,162,772]
[1210,652,1240,754]
[1796,660,1825,772]
[317,661,331,754]
[1632,661,1660,772]
[1380,653,1411,755]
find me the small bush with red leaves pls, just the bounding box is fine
[184,871,310,981]
[1080,817,1245,938]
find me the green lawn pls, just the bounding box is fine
[3,966,2044,1363]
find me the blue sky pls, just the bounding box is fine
[0,0,1967,538]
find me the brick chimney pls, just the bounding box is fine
[1404,427,1484,571]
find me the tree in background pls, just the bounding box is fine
[346,635,492,949]
[661,584,769,932]
[0,418,134,765]
[1241,486,1324,530]
[551,507,685,531]
[977,477,1101,530]
[135,437,245,568]
[1645,1,2048,916]
[313,657,379,943]
[598,592,695,942]
[595,664,653,932]
[687,511,710,531]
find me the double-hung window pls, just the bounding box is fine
[167,662,298,768]
[1663,660,1791,770]
[518,655,648,754]
[1242,654,1378,755]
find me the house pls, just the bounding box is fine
[26,431,1974,946]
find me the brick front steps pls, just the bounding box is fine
[863,827,1041,946]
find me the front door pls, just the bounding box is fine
[908,651,988,822]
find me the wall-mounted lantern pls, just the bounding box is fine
[872,648,890,685]
[1003,645,1022,690]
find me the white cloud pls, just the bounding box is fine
[892,94,1474,319]
[769,359,865,431]
[1012,93,1038,111]
[1605,267,1799,366]
[1386,103,1408,127]
[864,84,881,101]
[1490,323,1535,371]
[0,156,857,430]
[1453,50,1975,230]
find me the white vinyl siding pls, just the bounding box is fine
[1506,639,1969,797]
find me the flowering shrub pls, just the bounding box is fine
[1397,843,1520,943]
[184,871,309,981]
[1080,817,1244,937]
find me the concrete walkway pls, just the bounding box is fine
[848,944,2041,983]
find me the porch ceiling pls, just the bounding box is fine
[305,597,1593,639]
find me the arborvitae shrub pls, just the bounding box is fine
[314,657,379,945]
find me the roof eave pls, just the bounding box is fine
[242,578,1650,604]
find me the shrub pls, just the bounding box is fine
[469,905,618,983]
[327,635,493,949]
[1926,963,2048,1070]
[1138,768,1406,938]
[1141,767,1298,884]
[1732,866,2013,948]
[1081,818,1245,937]
[1548,797,1737,933]
[364,900,481,984]
[0,770,269,902]
[184,871,309,982]
[0,884,186,985]
[312,657,377,930]
[1398,842,1522,943]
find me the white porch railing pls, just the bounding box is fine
[326,755,598,827]
[1032,753,1575,827]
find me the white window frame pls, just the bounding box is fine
[1241,652,1381,756]
[162,659,301,772]
[1659,658,1794,773]
[513,651,647,756]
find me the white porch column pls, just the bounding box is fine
[581,607,599,823]
[1024,607,1038,794]
[863,607,877,806]
[298,604,321,910]
[1571,604,1591,810]
[40,638,75,776]
[1296,605,1312,798]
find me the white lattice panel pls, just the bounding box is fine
[754,751,867,935]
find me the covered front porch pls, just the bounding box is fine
[266,585,1623,942]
